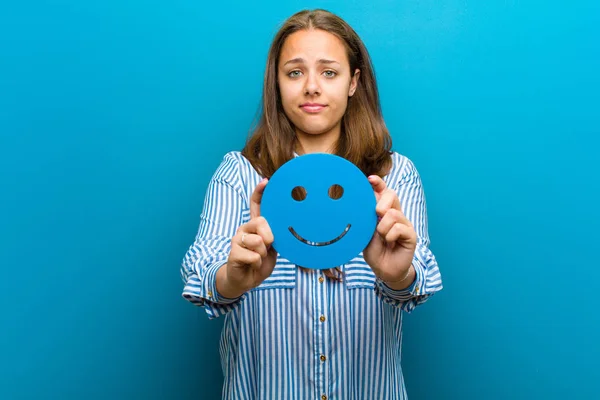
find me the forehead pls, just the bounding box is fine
[279,29,349,64]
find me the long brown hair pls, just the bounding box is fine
[242,9,393,280]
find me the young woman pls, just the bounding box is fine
[181,9,443,400]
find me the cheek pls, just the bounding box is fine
[331,92,349,116]
[279,80,301,99]
[329,82,350,106]
[278,86,300,114]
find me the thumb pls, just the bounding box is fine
[250,178,268,219]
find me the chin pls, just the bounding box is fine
[296,123,336,136]
[299,130,331,137]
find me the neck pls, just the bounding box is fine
[294,124,341,155]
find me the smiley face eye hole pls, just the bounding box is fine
[328,184,344,200]
[291,186,307,201]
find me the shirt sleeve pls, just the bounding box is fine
[180,152,249,319]
[374,157,443,313]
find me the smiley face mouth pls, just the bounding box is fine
[288,224,351,246]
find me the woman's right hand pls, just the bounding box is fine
[217,178,277,298]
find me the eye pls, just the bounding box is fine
[328,184,344,200]
[323,70,337,78]
[291,186,307,201]
[288,70,303,78]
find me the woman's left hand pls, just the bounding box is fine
[363,175,417,284]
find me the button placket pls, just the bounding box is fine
[315,271,330,400]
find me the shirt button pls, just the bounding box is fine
[319,315,326,323]
[318,276,324,283]
[321,395,327,400]
[207,290,213,298]
[320,354,327,362]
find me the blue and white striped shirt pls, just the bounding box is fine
[181,151,443,400]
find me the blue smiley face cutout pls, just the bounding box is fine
[260,153,377,270]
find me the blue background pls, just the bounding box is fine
[1,1,598,399]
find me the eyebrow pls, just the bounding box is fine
[282,58,340,66]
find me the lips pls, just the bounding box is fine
[300,103,326,113]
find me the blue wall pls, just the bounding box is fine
[1,1,598,399]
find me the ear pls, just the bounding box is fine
[348,68,360,97]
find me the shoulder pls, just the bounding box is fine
[386,151,420,185]
[219,151,249,168]
[213,151,259,179]
[211,151,263,197]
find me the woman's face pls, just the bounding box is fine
[277,29,359,148]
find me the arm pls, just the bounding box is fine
[374,158,443,313]
[180,153,247,319]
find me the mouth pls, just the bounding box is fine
[288,224,351,246]
[300,104,327,113]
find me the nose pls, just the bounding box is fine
[304,72,321,96]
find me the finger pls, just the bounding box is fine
[385,222,416,245]
[376,210,412,250]
[256,253,277,282]
[237,233,268,258]
[242,216,275,248]
[233,246,263,269]
[241,216,264,234]
[377,209,402,237]
[375,190,402,218]
[368,175,387,194]
[379,208,412,230]
[250,178,269,219]
[365,226,386,254]
[255,217,275,248]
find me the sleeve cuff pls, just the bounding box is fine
[203,261,241,305]
[182,260,243,319]
[376,256,426,300]
[374,243,433,312]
